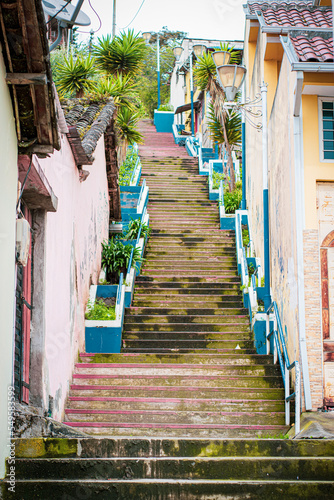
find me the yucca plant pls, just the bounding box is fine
[116,107,143,144]
[193,52,217,91]
[124,218,151,241]
[95,74,139,109]
[56,54,97,97]
[207,104,241,148]
[94,30,147,76]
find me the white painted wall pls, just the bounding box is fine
[0,48,18,478]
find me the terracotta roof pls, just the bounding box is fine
[290,34,334,62]
[62,98,116,166]
[248,1,313,16]
[263,6,332,28]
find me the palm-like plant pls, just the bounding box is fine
[193,52,216,91]
[96,74,139,109]
[56,54,97,97]
[94,30,147,76]
[116,107,143,145]
[207,104,241,148]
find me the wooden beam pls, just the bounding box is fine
[6,73,47,85]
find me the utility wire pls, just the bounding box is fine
[121,0,146,29]
[46,0,72,24]
[78,0,102,33]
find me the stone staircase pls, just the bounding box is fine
[63,122,288,438]
[2,437,334,499]
[3,121,333,498]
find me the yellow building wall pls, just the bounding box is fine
[302,92,334,229]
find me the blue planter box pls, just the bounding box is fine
[85,284,125,354]
[154,111,174,133]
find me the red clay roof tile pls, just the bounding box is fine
[248,1,332,29]
[290,35,334,62]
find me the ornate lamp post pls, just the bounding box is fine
[211,56,271,309]
[142,31,162,109]
[173,42,207,136]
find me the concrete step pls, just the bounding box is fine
[58,423,290,438]
[67,396,286,413]
[15,455,332,481]
[71,373,283,388]
[122,333,251,343]
[12,437,334,458]
[63,410,287,426]
[4,479,332,499]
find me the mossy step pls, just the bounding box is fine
[71,374,283,389]
[75,361,280,377]
[126,307,247,316]
[63,411,287,426]
[15,455,333,481]
[123,333,251,343]
[4,480,334,500]
[123,315,249,324]
[121,343,255,352]
[67,397,286,413]
[134,282,240,289]
[137,276,241,283]
[131,300,244,308]
[69,385,285,400]
[12,437,334,459]
[123,324,250,333]
[53,424,291,438]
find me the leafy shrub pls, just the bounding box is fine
[119,149,139,186]
[212,171,225,190]
[158,104,174,112]
[224,184,242,214]
[85,299,116,320]
[101,238,142,283]
[124,218,151,240]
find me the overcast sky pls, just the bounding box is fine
[78,0,245,42]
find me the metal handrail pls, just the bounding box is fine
[115,272,123,319]
[130,156,140,185]
[266,301,301,434]
[138,178,146,205]
[219,180,225,214]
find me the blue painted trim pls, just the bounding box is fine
[263,188,271,310]
[241,121,246,210]
[190,89,194,136]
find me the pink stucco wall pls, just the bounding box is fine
[38,134,109,420]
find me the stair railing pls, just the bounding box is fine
[235,209,301,435]
[266,301,301,435]
[219,180,225,215]
[115,272,124,320]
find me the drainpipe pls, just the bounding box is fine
[293,71,312,411]
[241,81,247,210]
[157,33,161,109]
[261,82,271,311]
[189,52,195,137]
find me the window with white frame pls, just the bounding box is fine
[320,99,334,161]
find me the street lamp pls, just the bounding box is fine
[142,30,164,109]
[216,64,247,102]
[211,57,271,310]
[211,50,231,67]
[173,42,206,136]
[173,45,184,62]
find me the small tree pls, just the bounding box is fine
[94,30,147,76]
[194,45,242,191]
[56,54,97,97]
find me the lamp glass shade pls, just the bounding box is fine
[142,32,152,42]
[211,51,231,67]
[192,44,206,58]
[173,45,184,61]
[216,65,246,100]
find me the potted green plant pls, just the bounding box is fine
[101,238,142,284]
